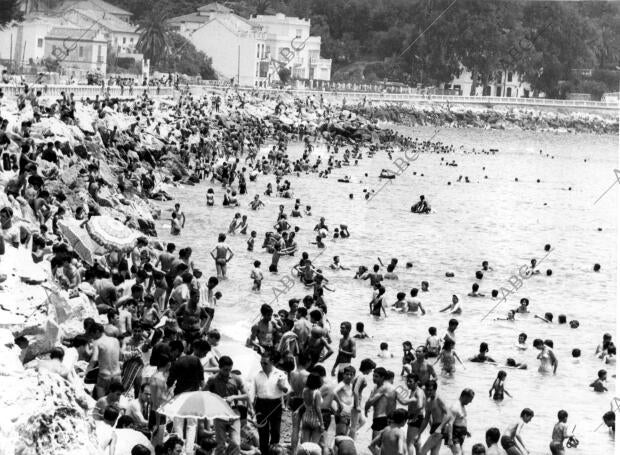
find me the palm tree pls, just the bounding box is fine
[0,0,22,28]
[136,9,172,66]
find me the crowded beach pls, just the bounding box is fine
[0,83,616,455]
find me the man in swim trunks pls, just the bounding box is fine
[502,408,534,455]
[396,373,425,455]
[406,288,426,314]
[411,348,437,385]
[445,388,474,455]
[419,380,449,455]
[210,233,234,280]
[364,367,396,440]
[411,195,431,214]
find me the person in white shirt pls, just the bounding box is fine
[125,383,152,429]
[252,351,290,455]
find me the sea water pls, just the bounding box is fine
[156,126,617,454]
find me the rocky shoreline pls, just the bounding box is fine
[350,102,618,134]
[0,88,614,455]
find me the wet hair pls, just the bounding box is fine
[50,347,64,360]
[260,304,273,316]
[131,445,152,455]
[380,342,388,350]
[428,326,437,335]
[544,339,554,348]
[306,373,322,390]
[475,271,483,279]
[519,333,527,341]
[558,314,567,324]
[558,410,568,420]
[479,342,489,352]
[521,408,534,418]
[572,348,581,358]
[388,408,408,425]
[373,367,388,379]
[109,381,125,394]
[472,283,479,291]
[485,427,500,443]
[396,291,406,300]
[103,406,120,422]
[594,263,601,272]
[360,358,376,373]
[460,388,475,398]
[448,319,459,328]
[598,369,607,379]
[544,312,553,322]
[218,356,233,368]
[491,289,498,297]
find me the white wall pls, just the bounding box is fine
[187,20,258,86]
[0,22,55,65]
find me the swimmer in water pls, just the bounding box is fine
[173,203,186,226]
[469,342,496,363]
[406,288,426,315]
[489,370,512,401]
[467,283,485,297]
[170,211,183,236]
[249,194,265,210]
[514,298,530,314]
[589,369,608,392]
[433,339,463,375]
[330,256,350,271]
[421,281,429,292]
[369,286,387,318]
[439,294,462,314]
[495,310,516,321]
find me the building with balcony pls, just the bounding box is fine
[249,13,331,82]
[44,27,108,73]
[168,5,331,86]
[444,66,534,97]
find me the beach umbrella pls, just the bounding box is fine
[218,341,261,382]
[158,391,239,420]
[57,219,104,266]
[112,429,154,455]
[86,215,138,252]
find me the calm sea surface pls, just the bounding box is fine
[156,126,617,454]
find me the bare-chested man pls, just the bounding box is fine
[350,358,376,439]
[411,348,437,385]
[419,380,450,455]
[396,373,426,455]
[364,367,397,440]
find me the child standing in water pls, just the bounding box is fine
[434,339,463,375]
[238,215,249,234]
[550,410,574,455]
[251,260,263,292]
[425,327,441,358]
[228,212,241,234]
[206,188,214,206]
[489,370,512,401]
[247,231,256,251]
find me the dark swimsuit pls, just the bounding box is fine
[408,413,424,428]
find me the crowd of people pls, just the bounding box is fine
[0,82,615,455]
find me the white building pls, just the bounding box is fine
[168,3,331,86]
[0,0,138,75]
[444,66,534,97]
[250,13,331,82]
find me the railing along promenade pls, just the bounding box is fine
[1,83,617,111]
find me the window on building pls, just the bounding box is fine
[79,46,84,57]
[506,87,512,97]
[37,38,43,48]
[496,86,502,97]
[123,37,126,44]
[130,38,134,43]
[266,45,270,54]
[523,89,530,98]
[496,71,502,83]
[257,44,260,58]
[296,29,302,38]
[507,72,513,82]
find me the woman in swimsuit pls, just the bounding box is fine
[489,370,512,401]
[534,338,558,374]
[369,286,387,318]
[300,373,325,444]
